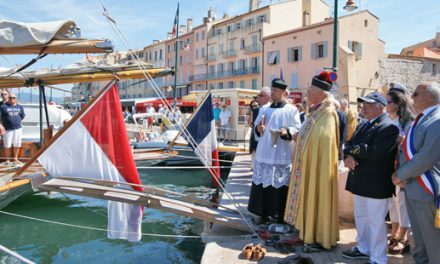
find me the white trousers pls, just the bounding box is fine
[354,195,389,264]
[388,186,411,228]
[3,128,22,148]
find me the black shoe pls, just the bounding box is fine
[342,246,370,259]
[302,243,326,253]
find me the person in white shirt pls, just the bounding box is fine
[146,104,155,131]
[219,105,232,142]
[174,107,182,124]
[167,107,176,123]
[157,104,166,124]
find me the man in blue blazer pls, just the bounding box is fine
[394,82,440,264]
[342,91,399,264]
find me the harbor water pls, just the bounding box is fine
[0,167,228,263]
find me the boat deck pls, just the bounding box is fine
[201,153,414,264]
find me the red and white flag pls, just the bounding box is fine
[38,82,144,242]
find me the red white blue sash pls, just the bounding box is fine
[403,111,439,208]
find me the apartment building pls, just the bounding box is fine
[74,0,388,109]
[142,40,166,97]
[163,21,195,99]
[198,0,329,91]
[263,10,385,106]
[401,32,440,59]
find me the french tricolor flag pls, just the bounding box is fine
[171,3,179,38]
[37,82,144,242]
[184,93,220,187]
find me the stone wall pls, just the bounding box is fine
[377,55,440,94]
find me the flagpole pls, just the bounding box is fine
[173,3,180,108]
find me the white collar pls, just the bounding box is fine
[422,105,439,116]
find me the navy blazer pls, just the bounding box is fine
[344,114,399,199]
[337,110,347,160]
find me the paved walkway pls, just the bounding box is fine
[201,153,414,264]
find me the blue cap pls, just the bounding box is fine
[357,91,387,106]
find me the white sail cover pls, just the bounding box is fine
[0,20,79,47]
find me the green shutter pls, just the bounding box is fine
[348,40,353,51]
[323,41,328,58]
[298,46,303,61]
[288,48,292,63]
[311,43,316,59]
[291,73,298,88]
[358,42,363,59]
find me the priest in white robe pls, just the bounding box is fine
[247,78,301,223]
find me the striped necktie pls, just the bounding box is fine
[412,113,424,129]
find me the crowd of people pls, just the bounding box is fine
[124,103,183,129]
[245,75,440,264]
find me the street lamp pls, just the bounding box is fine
[332,0,358,72]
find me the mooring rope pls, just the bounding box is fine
[0,210,254,240]
[97,0,261,241]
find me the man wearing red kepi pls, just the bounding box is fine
[284,71,340,252]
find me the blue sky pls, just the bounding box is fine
[0,0,439,97]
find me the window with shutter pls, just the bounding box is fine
[268,51,279,65]
[323,41,328,58]
[311,43,317,59]
[318,44,324,58]
[288,48,293,63]
[252,79,257,90]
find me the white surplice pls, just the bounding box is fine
[253,102,301,188]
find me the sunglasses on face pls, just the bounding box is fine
[9,97,16,99]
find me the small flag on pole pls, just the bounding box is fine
[171,3,179,38]
[183,93,220,187]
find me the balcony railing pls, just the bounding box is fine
[208,53,217,62]
[224,67,260,78]
[189,66,260,82]
[189,73,207,82]
[222,49,237,58]
[245,44,262,54]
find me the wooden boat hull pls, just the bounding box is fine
[0,183,32,210]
